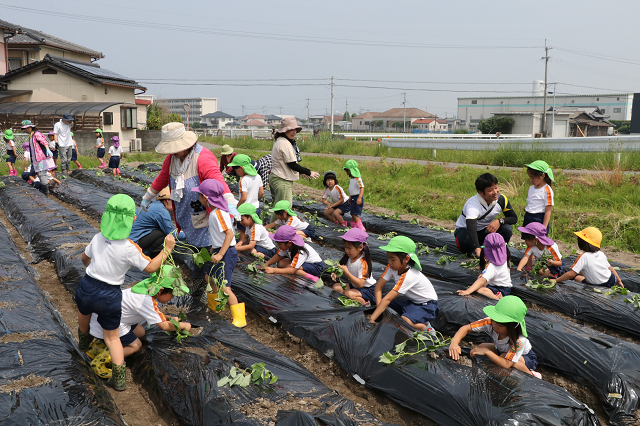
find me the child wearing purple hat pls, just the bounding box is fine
[457,233,512,300]
[331,229,376,306]
[108,136,124,176]
[516,222,564,277]
[191,179,245,328]
[263,225,324,282]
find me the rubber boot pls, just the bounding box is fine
[207,293,219,311]
[305,273,319,282]
[77,163,82,169]
[41,184,49,196]
[341,221,348,227]
[98,162,106,169]
[230,303,247,328]
[355,220,366,231]
[349,221,357,228]
[107,362,126,391]
[78,327,94,351]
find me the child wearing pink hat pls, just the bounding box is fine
[516,222,564,277]
[457,233,512,300]
[263,225,324,282]
[331,229,376,306]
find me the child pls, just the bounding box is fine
[75,194,176,391]
[334,229,376,306]
[263,225,324,282]
[32,170,61,191]
[47,131,59,176]
[265,200,315,240]
[108,136,124,176]
[228,154,264,237]
[191,179,245,328]
[94,128,106,169]
[516,222,564,277]
[369,236,438,331]
[448,295,541,378]
[4,129,16,176]
[343,160,365,231]
[322,170,350,226]
[235,203,277,259]
[523,160,554,231]
[70,132,82,170]
[87,265,192,375]
[554,227,623,287]
[457,233,512,300]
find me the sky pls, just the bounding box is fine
[3,0,640,119]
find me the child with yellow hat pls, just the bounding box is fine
[554,227,623,287]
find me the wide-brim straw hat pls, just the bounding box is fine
[276,117,302,134]
[155,122,198,154]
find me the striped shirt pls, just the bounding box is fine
[382,266,437,303]
[208,208,236,248]
[275,215,310,232]
[345,254,376,288]
[247,223,275,251]
[323,184,349,205]
[524,242,562,263]
[348,177,365,196]
[278,243,322,269]
[525,184,554,214]
[469,318,531,363]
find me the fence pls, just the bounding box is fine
[340,133,533,141]
[195,129,313,139]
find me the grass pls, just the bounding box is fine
[199,134,640,171]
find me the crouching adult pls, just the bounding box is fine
[129,187,181,256]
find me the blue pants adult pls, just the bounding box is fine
[454,224,513,255]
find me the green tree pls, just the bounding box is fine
[477,116,515,134]
[351,112,357,119]
[192,122,201,129]
[454,128,470,134]
[146,103,183,130]
[343,111,351,122]
[391,121,411,129]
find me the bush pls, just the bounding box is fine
[478,116,515,134]
[453,128,470,134]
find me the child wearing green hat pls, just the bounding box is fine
[75,194,176,391]
[524,160,554,232]
[369,236,439,331]
[265,200,315,240]
[448,295,541,378]
[228,154,264,238]
[93,129,106,169]
[343,159,365,231]
[4,129,16,177]
[235,203,277,258]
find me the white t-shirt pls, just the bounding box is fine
[89,288,166,339]
[525,184,554,214]
[470,318,531,363]
[383,266,438,303]
[455,194,506,230]
[109,146,124,156]
[238,174,263,209]
[348,177,364,196]
[247,223,275,250]
[479,262,512,288]
[84,233,151,285]
[53,120,73,147]
[278,243,322,268]
[5,140,15,151]
[208,208,237,249]
[524,243,562,262]
[96,137,104,148]
[275,215,309,232]
[346,254,376,287]
[570,251,612,284]
[323,185,349,205]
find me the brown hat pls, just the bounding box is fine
[156,187,171,200]
[155,122,198,154]
[276,117,302,134]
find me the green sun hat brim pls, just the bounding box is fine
[237,203,263,225]
[3,129,14,140]
[343,159,361,178]
[379,235,422,271]
[131,265,190,296]
[272,200,297,216]
[482,295,528,337]
[101,194,136,240]
[228,154,257,176]
[525,160,554,182]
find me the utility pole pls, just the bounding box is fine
[262,106,267,116]
[279,107,282,115]
[306,98,310,123]
[241,105,245,117]
[402,92,407,133]
[345,98,348,121]
[541,40,552,137]
[330,76,335,135]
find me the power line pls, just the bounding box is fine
[554,46,640,66]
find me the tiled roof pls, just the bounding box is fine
[244,119,269,126]
[413,118,434,124]
[1,19,104,59]
[201,111,236,118]
[353,111,381,119]
[379,108,434,118]
[245,113,265,120]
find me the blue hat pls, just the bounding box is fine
[62,113,74,121]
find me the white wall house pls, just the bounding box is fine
[200,111,236,129]
[491,111,572,138]
[156,97,218,127]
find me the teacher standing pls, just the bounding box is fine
[269,117,319,220]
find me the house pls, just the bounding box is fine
[351,111,382,131]
[566,108,615,137]
[0,53,146,148]
[308,115,325,126]
[135,94,153,130]
[244,119,269,130]
[411,118,449,132]
[0,20,20,75]
[264,114,282,127]
[242,113,265,124]
[490,111,572,137]
[155,97,218,127]
[321,115,342,130]
[200,111,236,129]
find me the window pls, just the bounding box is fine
[601,109,605,114]
[8,58,22,71]
[614,108,622,113]
[471,100,477,104]
[103,112,113,125]
[617,97,620,101]
[597,98,599,101]
[120,107,137,129]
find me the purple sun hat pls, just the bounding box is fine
[191,179,228,212]
[517,222,553,246]
[269,225,304,247]
[483,233,508,266]
[340,228,369,244]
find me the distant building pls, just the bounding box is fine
[264,114,282,127]
[242,113,265,123]
[352,108,435,132]
[321,115,342,130]
[0,20,20,74]
[412,118,448,132]
[200,111,236,129]
[135,94,153,130]
[244,119,269,130]
[155,97,218,127]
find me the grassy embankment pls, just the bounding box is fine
[199,134,640,171]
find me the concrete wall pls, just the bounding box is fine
[137,129,161,152]
[73,131,119,155]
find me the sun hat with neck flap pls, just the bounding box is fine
[379,235,422,271]
[155,122,198,154]
[276,117,302,134]
[228,154,257,176]
[131,265,190,297]
[483,295,528,337]
[525,160,554,182]
[101,194,136,240]
[343,159,361,178]
[237,203,262,225]
[272,200,297,216]
[191,179,228,212]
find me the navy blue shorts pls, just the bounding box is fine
[523,212,549,234]
[522,349,538,371]
[548,260,565,277]
[71,149,78,162]
[350,195,364,217]
[255,245,277,258]
[6,149,15,163]
[52,150,59,160]
[119,326,138,346]
[356,286,376,304]
[335,202,350,214]
[388,299,439,325]
[109,156,120,169]
[301,261,323,276]
[301,222,315,239]
[203,246,238,287]
[585,273,616,288]
[97,148,105,158]
[75,274,122,331]
[238,207,261,232]
[486,285,512,297]
[21,171,35,182]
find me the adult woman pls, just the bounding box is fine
[21,120,55,195]
[141,122,235,300]
[269,117,319,220]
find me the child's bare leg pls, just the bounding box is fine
[539,268,554,278]
[103,328,125,365]
[476,286,501,300]
[324,207,334,221]
[526,256,533,269]
[574,274,585,282]
[132,324,145,338]
[457,280,487,296]
[277,258,292,268]
[333,210,344,223]
[345,288,367,304]
[223,286,238,305]
[402,315,426,331]
[333,282,350,293]
[123,338,142,357]
[295,268,309,279]
[352,214,360,223]
[78,312,91,334]
[296,230,308,238]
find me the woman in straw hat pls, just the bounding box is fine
[269,117,319,221]
[141,122,235,299]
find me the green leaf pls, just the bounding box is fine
[193,248,212,267]
[178,312,188,322]
[338,296,362,307]
[217,376,231,387]
[379,352,397,364]
[394,341,407,353]
[239,373,252,388]
[314,278,325,290]
[269,374,278,384]
[169,319,180,331]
